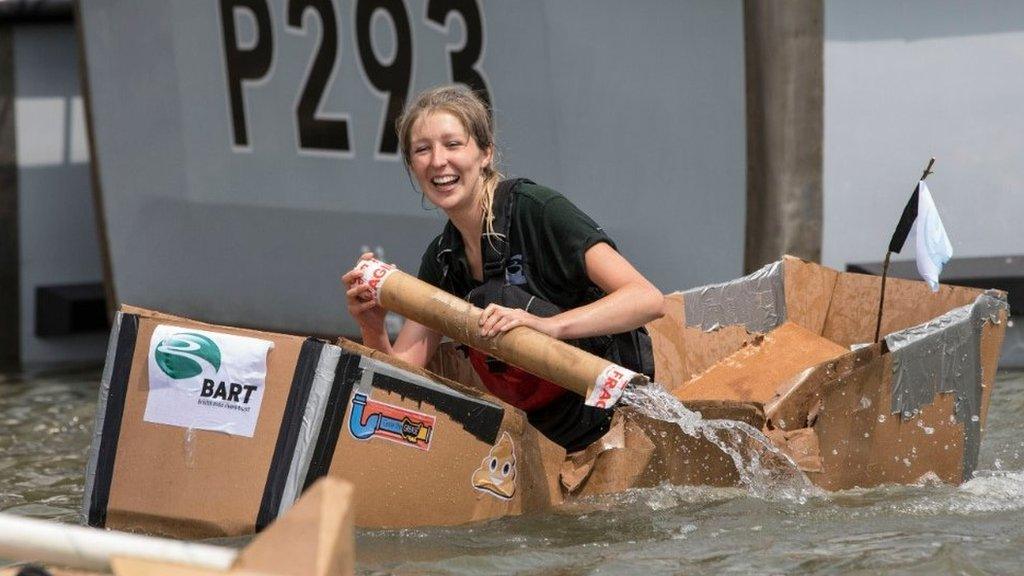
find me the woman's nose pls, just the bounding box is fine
[430,147,448,168]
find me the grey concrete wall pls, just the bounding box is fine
[14,23,106,365]
[824,1,1024,270]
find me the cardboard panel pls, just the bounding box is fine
[647,293,688,388]
[648,294,758,387]
[781,255,838,335]
[671,322,848,404]
[765,345,881,431]
[324,355,564,528]
[105,312,305,538]
[564,403,765,496]
[821,271,983,347]
[808,354,967,490]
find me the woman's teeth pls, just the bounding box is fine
[432,175,459,186]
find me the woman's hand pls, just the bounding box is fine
[342,252,387,336]
[478,303,561,339]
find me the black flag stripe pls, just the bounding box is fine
[888,183,920,254]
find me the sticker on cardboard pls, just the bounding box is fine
[471,432,517,500]
[348,392,435,451]
[144,325,274,437]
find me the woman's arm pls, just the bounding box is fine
[478,242,664,339]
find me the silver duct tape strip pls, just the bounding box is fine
[886,291,1009,481]
[682,260,786,333]
[80,311,124,525]
[358,356,484,403]
[276,344,341,518]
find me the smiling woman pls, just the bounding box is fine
[341,85,664,453]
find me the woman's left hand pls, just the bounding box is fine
[478,304,560,339]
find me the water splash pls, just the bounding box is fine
[621,383,815,502]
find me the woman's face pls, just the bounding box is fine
[408,110,492,217]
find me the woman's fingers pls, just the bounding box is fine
[479,305,533,337]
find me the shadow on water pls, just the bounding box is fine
[3,368,1024,575]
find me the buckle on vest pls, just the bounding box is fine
[485,357,508,373]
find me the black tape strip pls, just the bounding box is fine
[87,312,139,527]
[372,372,504,445]
[301,351,362,491]
[255,338,323,531]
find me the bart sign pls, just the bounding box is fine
[144,324,274,437]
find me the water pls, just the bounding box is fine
[3,368,1024,575]
[621,383,814,501]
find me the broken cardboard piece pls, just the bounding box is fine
[671,321,848,404]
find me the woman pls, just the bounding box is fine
[343,85,663,452]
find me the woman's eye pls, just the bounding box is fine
[446,141,462,148]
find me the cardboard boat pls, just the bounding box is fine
[79,256,1007,538]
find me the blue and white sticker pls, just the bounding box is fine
[143,324,274,437]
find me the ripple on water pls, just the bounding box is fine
[4,368,1024,576]
[0,368,99,523]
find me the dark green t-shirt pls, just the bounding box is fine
[417,182,615,307]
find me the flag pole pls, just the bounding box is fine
[874,157,936,343]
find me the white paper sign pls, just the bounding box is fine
[144,324,274,437]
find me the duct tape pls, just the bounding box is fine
[682,260,786,333]
[276,344,341,519]
[885,290,1008,481]
[353,258,397,303]
[357,356,504,444]
[80,311,123,525]
[586,364,637,408]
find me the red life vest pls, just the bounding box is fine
[466,348,566,411]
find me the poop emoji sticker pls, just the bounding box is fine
[472,432,517,500]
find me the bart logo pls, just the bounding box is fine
[472,432,517,500]
[154,332,222,379]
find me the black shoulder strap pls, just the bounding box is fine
[481,178,531,282]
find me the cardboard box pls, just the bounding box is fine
[82,306,341,538]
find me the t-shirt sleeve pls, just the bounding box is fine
[417,236,445,288]
[535,194,616,284]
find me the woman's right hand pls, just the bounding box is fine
[342,252,387,335]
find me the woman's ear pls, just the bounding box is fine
[482,145,494,169]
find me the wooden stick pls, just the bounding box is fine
[874,158,936,343]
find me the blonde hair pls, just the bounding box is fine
[397,85,502,236]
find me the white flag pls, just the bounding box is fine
[911,181,953,292]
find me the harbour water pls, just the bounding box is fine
[2,367,1024,575]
